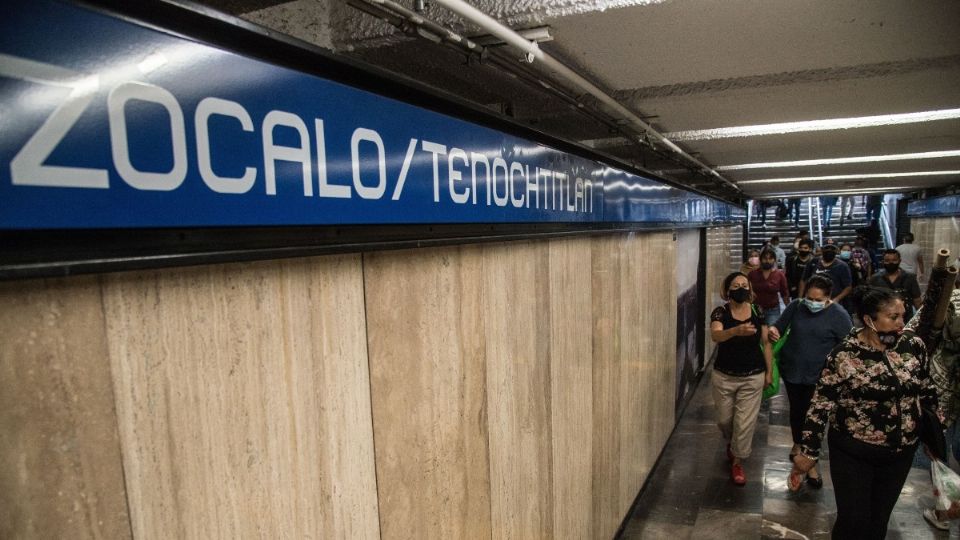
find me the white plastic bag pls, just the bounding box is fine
[931,458,960,511]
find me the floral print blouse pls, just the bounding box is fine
[799,329,938,458]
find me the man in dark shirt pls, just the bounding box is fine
[868,249,922,319]
[799,244,852,303]
[786,239,814,300]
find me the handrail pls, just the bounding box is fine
[879,202,895,249]
[810,197,823,246]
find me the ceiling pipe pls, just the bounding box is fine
[363,0,480,49]
[429,0,740,193]
[352,0,654,167]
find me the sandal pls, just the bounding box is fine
[806,473,823,489]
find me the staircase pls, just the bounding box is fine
[746,197,885,252]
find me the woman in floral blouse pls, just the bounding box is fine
[790,286,938,539]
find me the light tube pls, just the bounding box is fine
[665,108,960,141]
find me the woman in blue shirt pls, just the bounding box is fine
[769,274,852,488]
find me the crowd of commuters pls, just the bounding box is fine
[754,194,884,233]
[709,223,959,537]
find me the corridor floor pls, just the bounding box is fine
[619,367,956,539]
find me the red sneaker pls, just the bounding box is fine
[731,463,746,485]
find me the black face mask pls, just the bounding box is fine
[822,251,836,262]
[798,250,811,259]
[729,288,751,303]
[761,262,774,270]
[866,318,900,346]
[884,263,900,274]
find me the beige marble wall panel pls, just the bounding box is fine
[363,246,492,540]
[590,231,679,536]
[616,232,678,517]
[636,232,678,479]
[279,256,381,538]
[483,241,555,539]
[0,277,132,540]
[616,233,646,515]
[590,234,624,538]
[547,237,594,538]
[102,255,379,539]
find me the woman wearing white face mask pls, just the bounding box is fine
[768,274,852,488]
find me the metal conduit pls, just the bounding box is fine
[351,0,697,182]
[429,0,741,194]
[351,0,632,143]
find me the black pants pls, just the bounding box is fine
[784,380,816,444]
[827,430,916,539]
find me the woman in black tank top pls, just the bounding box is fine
[709,272,773,486]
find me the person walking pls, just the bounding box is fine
[799,244,853,306]
[839,242,868,316]
[896,232,925,283]
[769,235,787,269]
[710,272,773,486]
[865,195,883,222]
[748,248,790,325]
[786,239,814,301]
[790,287,939,539]
[908,285,960,531]
[740,248,761,276]
[839,196,857,226]
[820,196,839,230]
[792,230,811,253]
[769,274,852,489]
[755,200,770,228]
[868,249,922,321]
[787,198,803,227]
[851,236,873,279]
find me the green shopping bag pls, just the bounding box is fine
[762,326,790,400]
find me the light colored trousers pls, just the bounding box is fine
[712,370,765,459]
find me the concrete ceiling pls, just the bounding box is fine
[203,0,960,203]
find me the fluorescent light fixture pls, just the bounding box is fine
[717,150,960,171]
[664,108,960,141]
[750,186,913,199]
[737,170,960,185]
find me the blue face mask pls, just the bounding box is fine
[839,251,851,260]
[803,298,826,313]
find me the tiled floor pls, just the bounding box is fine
[619,367,958,539]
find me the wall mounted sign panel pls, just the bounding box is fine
[907,194,960,218]
[0,0,743,230]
